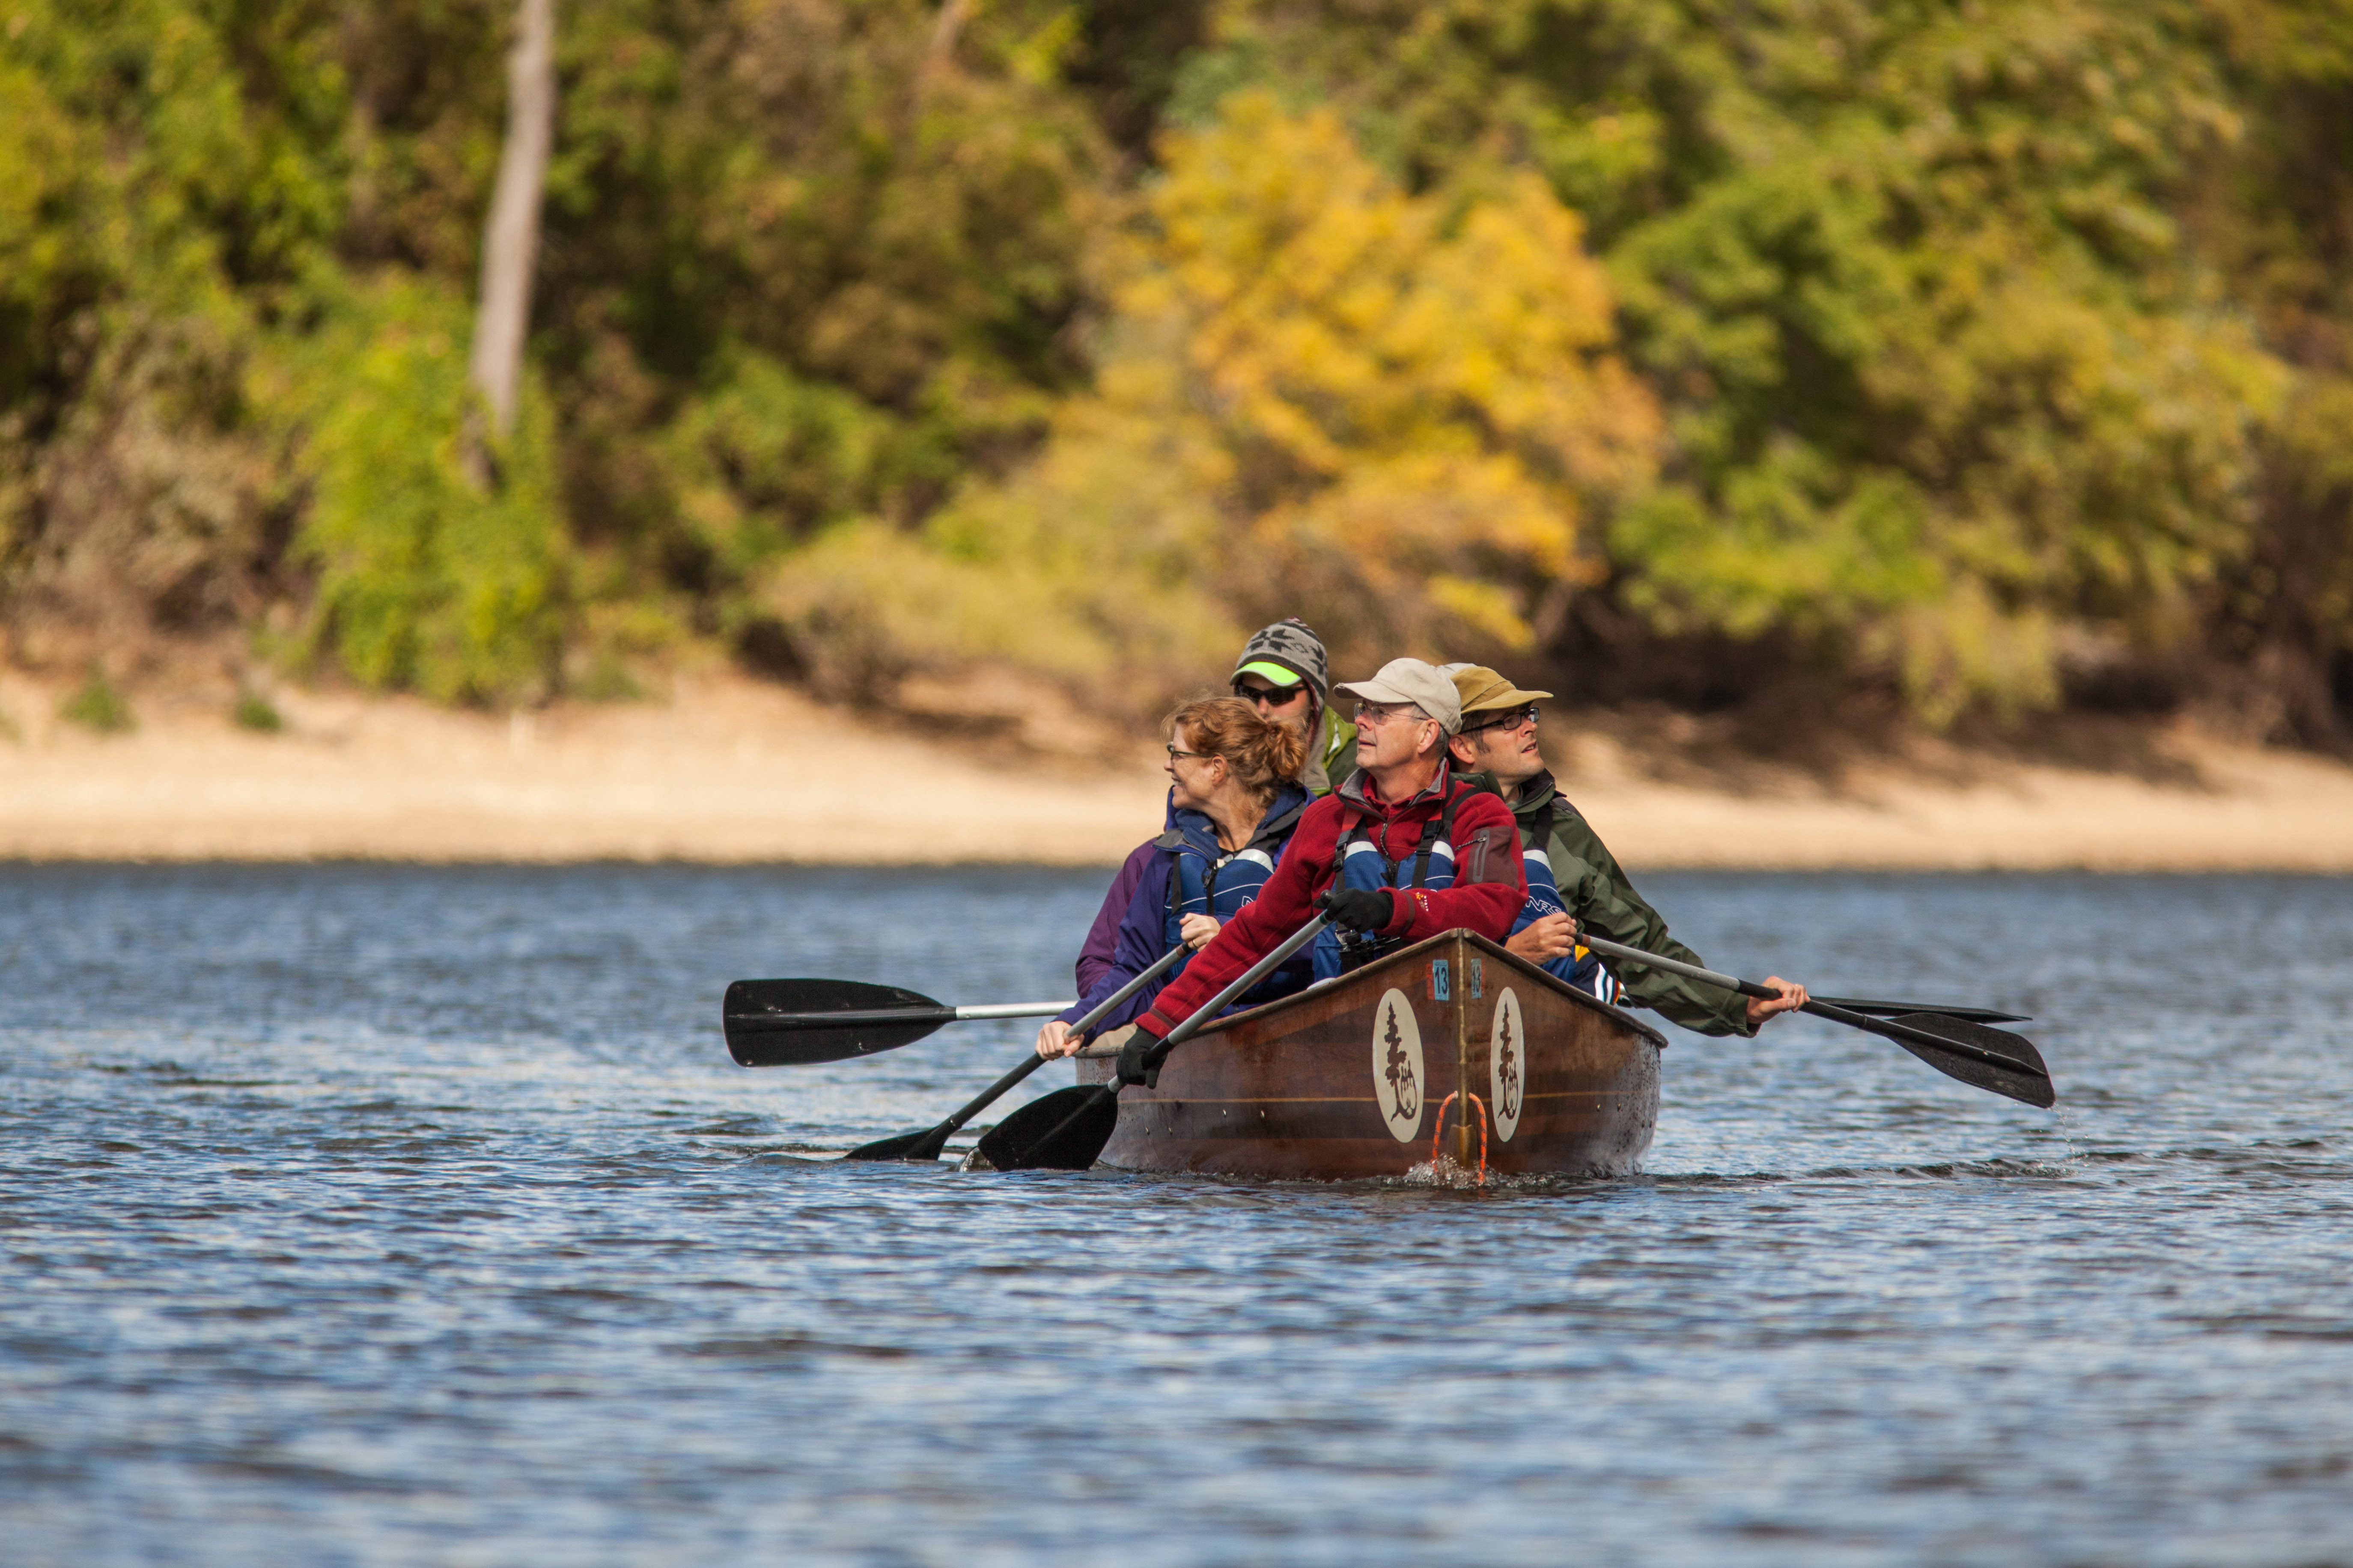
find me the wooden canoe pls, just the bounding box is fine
[1072,928,1665,1179]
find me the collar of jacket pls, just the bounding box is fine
[1161,782,1312,857]
[1508,769,1562,821]
[1451,768,1555,829]
[1334,759,1457,816]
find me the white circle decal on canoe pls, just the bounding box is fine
[1370,987,1424,1142]
[1489,987,1525,1142]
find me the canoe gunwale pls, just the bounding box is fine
[1176,928,1671,1060]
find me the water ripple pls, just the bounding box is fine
[4,866,2352,1565]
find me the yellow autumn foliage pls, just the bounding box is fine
[776,91,1661,703]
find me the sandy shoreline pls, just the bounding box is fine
[3,669,2351,871]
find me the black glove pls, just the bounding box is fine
[1116,1031,1162,1089]
[1319,885,1395,935]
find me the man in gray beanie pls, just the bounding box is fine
[1228,618,1357,797]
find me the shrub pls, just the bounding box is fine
[232,690,283,732]
[274,279,568,705]
[58,668,133,733]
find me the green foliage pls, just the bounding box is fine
[1174,0,2306,722]
[278,278,565,704]
[3,0,2351,737]
[232,688,284,732]
[541,0,1109,603]
[774,354,1242,703]
[59,666,133,732]
[657,347,894,588]
[0,0,322,646]
[779,92,1660,702]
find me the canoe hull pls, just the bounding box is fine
[1076,930,1664,1179]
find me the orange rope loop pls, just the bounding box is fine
[1428,1091,1489,1178]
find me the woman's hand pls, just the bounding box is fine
[1179,913,1221,951]
[1035,1020,1083,1059]
[1744,976,1808,1027]
[1506,912,1578,963]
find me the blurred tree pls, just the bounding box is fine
[1176,0,2288,723]
[466,0,558,463]
[2,0,2349,741]
[0,0,336,663]
[775,92,1660,699]
[266,275,567,703]
[2199,0,2353,745]
[533,0,1112,654]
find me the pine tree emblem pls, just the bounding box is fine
[1383,1002,1418,1120]
[1496,1007,1521,1120]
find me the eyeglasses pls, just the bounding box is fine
[1232,680,1308,708]
[1458,704,1540,736]
[1351,701,1428,728]
[1166,743,1211,762]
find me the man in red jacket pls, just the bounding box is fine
[1117,657,1527,1059]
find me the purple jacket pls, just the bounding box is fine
[1058,784,1312,1036]
[1057,852,1183,1034]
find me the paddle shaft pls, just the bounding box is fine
[1153,910,1332,1057]
[1573,931,2037,1075]
[922,944,1192,1143]
[727,1000,1072,1038]
[1014,912,1333,1163]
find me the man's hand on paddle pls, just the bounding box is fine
[1178,913,1221,951]
[1507,912,1578,963]
[1035,1020,1084,1059]
[1318,886,1394,933]
[1745,977,1808,1027]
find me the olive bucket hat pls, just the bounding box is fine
[1447,665,1553,717]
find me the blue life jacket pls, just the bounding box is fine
[1310,779,1479,981]
[1160,785,1312,1006]
[1515,839,1620,1005]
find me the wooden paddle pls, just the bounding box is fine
[841,942,1192,1163]
[974,911,1335,1172]
[721,978,1074,1067]
[1572,932,2057,1108]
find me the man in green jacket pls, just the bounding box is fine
[1444,664,1805,1037]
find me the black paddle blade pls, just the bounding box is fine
[972,1085,1119,1172]
[1887,1012,2056,1109]
[1815,996,2031,1025]
[722,978,944,1067]
[841,1124,953,1163]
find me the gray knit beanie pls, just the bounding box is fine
[1232,619,1332,702]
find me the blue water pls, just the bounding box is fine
[4,866,2350,1565]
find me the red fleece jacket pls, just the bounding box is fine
[1131,764,1526,1041]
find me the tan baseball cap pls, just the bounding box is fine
[1448,665,1553,715]
[1334,658,1464,734]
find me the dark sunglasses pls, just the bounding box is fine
[1231,680,1309,707]
[1459,703,1540,736]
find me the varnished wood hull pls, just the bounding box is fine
[1075,930,1665,1179]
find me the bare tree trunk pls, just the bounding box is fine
[465,0,557,479]
[920,0,973,89]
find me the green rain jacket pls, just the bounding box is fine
[1301,705,1358,797]
[1497,769,1753,1037]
